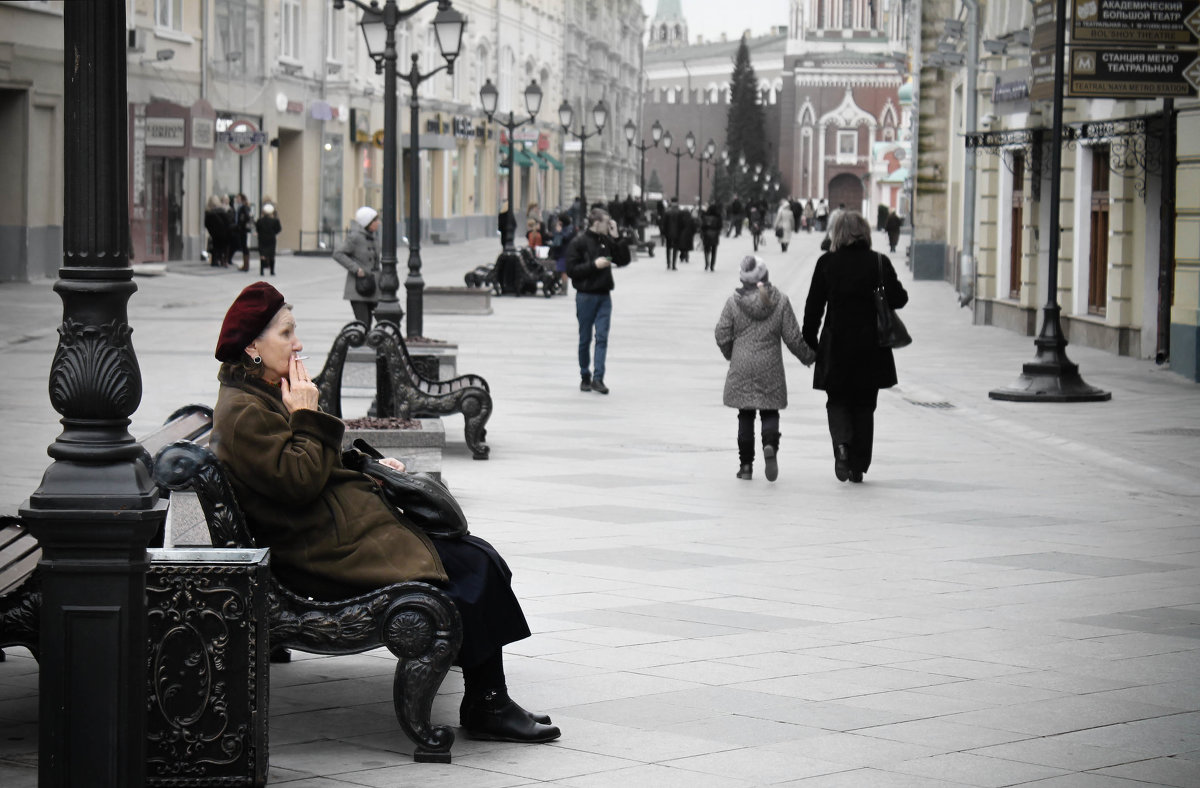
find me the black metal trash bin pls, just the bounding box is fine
[145,548,270,787]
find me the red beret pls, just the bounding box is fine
[215,281,286,361]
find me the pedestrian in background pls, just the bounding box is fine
[333,206,384,329]
[803,199,815,233]
[885,210,903,253]
[550,212,575,296]
[661,197,682,270]
[700,202,722,271]
[235,193,253,271]
[802,211,908,483]
[255,202,281,276]
[715,255,814,481]
[774,197,794,252]
[204,194,230,267]
[566,207,631,395]
[678,206,696,264]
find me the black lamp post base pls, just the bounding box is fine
[989,306,1111,402]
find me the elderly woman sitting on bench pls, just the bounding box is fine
[211,281,558,744]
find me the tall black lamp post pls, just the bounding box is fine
[559,96,609,227]
[480,77,543,253]
[661,129,693,202]
[624,118,662,239]
[696,138,715,205]
[337,0,466,340]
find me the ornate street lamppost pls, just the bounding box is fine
[661,129,693,202]
[20,3,168,782]
[695,138,715,205]
[558,96,609,227]
[337,0,466,340]
[480,77,543,254]
[624,117,662,241]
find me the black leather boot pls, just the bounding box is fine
[737,463,753,480]
[834,444,851,482]
[460,689,561,743]
[762,431,780,482]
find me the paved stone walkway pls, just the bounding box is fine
[1,227,1198,786]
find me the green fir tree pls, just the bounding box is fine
[725,34,769,198]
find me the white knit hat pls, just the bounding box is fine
[354,206,378,228]
[262,203,275,215]
[739,255,768,285]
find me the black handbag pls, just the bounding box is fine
[875,253,912,349]
[355,273,377,298]
[774,225,784,239]
[348,439,468,539]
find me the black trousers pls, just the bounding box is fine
[351,300,376,329]
[825,389,879,473]
[737,408,779,464]
[431,534,531,669]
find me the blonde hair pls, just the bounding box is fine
[830,211,872,252]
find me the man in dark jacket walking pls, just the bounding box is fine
[566,206,631,394]
[661,198,683,270]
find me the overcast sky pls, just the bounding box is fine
[639,0,790,44]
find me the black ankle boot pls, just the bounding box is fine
[737,463,753,480]
[460,689,561,743]
[834,444,851,482]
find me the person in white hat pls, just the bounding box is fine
[333,206,390,327]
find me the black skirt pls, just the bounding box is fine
[431,534,531,668]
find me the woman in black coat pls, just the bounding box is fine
[802,211,908,483]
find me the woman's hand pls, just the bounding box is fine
[378,457,406,472]
[356,268,366,277]
[280,355,320,413]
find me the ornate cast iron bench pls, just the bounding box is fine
[368,322,492,460]
[152,439,464,763]
[0,404,214,662]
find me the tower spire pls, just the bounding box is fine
[649,0,689,48]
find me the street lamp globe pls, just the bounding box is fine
[624,119,636,145]
[359,6,386,72]
[432,6,466,72]
[479,78,498,118]
[651,119,663,144]
[557,99,573,130]
[662,130,673,151]
[754,162,763,176]
[685,131,696,156]
[592,99,608,132]
[524,79,542,116]
[704,139,716,159]
[738,152,746,168]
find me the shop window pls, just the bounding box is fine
[1009,151,1024,299]
[451,148,462,216]
[320,134,344,234]
[1088,145,1110,316]
[156,0,183,31]
[280,0,301,62]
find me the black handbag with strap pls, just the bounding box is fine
[355,273,377,298]
[347,439,468,539]
[874,253,912,349]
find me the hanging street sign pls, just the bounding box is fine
[1071,0,1200,46]
[1068,47,1200,96]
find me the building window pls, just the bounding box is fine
[422,28,436,98]
[473,144,483,216]
[326,3,343,62]
[215,0,264,79]
[1088,145,1110,316]
[499,47,513,114]
[156,0,183,31]
[281,0,301,61]
[474,44,489,102]
[836,129,857,163]
[1009,151,1024,299]
[320,133,344,234]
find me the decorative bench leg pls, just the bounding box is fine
[461,392,492,460]
[382,590,463,762]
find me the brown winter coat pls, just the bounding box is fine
[715,284,810,410]
[213,363,447,599]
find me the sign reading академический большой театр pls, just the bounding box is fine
[1072,0,1200,45]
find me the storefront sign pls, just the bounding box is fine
[219,119,267,154]
[452,116,474,139]
[1031,49,1059,100]
[1068,47,1200,96]
[146,117,185,147]
[993,67,1032,113]
[131,106,146,212]
[1072,0,1200,45]
[286,100,304,114]
[310,100,334,121]
[191,117,215,150]
[513,127,539,143]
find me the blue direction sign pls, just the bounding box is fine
[1072,0,1200,46]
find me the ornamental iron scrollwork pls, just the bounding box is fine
[312,321,368,418]
[367,322,492,459]
[1070,116,1163,198]
[966,127,1076,203]
[145,563,265,785]
[50,318,141,418]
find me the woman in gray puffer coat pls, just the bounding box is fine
[333,206,389,328]
[715,256,814,482]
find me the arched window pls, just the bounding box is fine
[659,24,667,41]
[473,42,489,102]
[499,46,514,113]
[674,24,682,41]
[422,28,437,98]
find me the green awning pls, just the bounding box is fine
[532,152,549,170]
[537,151,563,171]
[498,145,535,168]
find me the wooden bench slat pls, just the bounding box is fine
[0,549,40,596]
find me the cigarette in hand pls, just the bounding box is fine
[294,355,309,361]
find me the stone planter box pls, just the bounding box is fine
[342,418,445,480]
[424,286,492,315]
